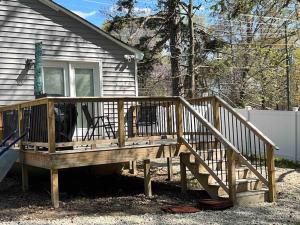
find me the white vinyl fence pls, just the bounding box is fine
[236,109,300,162]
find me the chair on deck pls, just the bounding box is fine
[136,105,158,136]
[82,104,116,141]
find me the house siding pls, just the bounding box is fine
[0,0,137,105]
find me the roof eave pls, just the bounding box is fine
[38,0,144,60]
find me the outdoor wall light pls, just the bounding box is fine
[25,59,35,68]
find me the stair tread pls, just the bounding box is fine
[236,189,268,197]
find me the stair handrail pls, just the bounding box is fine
[214,95,279,150]
[178,97,269,186]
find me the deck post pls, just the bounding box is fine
[118,100,125,147]
[47,100,56,153]
[167,157,173,181]
[175,100,183,142]
[18,106,28,191]
[228,148,237,203]
[143,159,152,197]
[212,97,221,130]
[267,144,276,202]
[180,153,187,193]
[50,169,59,208]
[129,161,137,175]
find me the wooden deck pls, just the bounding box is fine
[0,96,277,208]
[19,138,187,170]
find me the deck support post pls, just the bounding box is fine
[267,144,276,202]
[180,153,187,193]
[21,162,29,192]
[129,161,137,174]
[50,169,59,208]
[143,159,152,197]
[167,157,173,181]
[228,148,237,203]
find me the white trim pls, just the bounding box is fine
[43,56,101,63]
[135,60,139,97]
[99,60,104,97]
[38,0,144,60]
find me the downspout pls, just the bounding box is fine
[34,42,43,97]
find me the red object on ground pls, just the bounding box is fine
[197,199,233,210]
[161,205,200,214]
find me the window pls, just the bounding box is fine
[43,67,65,95]
[42,60,101,97]
[75,68,94,97]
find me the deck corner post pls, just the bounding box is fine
[267,144,276,202]
[179,153,187,194]
[175,100,183,143]
[47,100,56,153]
[50,169,59,208]
[228,148,237,204]
[143,159,152,197]
[118,100,125,147]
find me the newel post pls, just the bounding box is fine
[267,144,276,202]
[227,148,237,203]
[212,97,221,131]
[175,99,183,142]
[118,100,125,147]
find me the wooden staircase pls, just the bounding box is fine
[180,151,268,205]
[177,96,277,205]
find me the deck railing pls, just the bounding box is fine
[0,97,179,152]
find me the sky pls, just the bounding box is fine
[53,0,211,27]
[53,0,159,27]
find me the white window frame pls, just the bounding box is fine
[42,58,102,97]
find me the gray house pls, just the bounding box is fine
[0,0,143,106]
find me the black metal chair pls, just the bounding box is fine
[82,104,116,141]
[136,105,158,136]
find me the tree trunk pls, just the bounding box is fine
[184,0,195,98]
[169,0,182,96]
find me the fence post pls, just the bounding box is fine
[227,148,236,203]
[47,100,56,153]
[118,100,125,147]
[176,99,183,142]
[267,144,276,202]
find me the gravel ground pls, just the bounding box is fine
[0,161,299,225]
